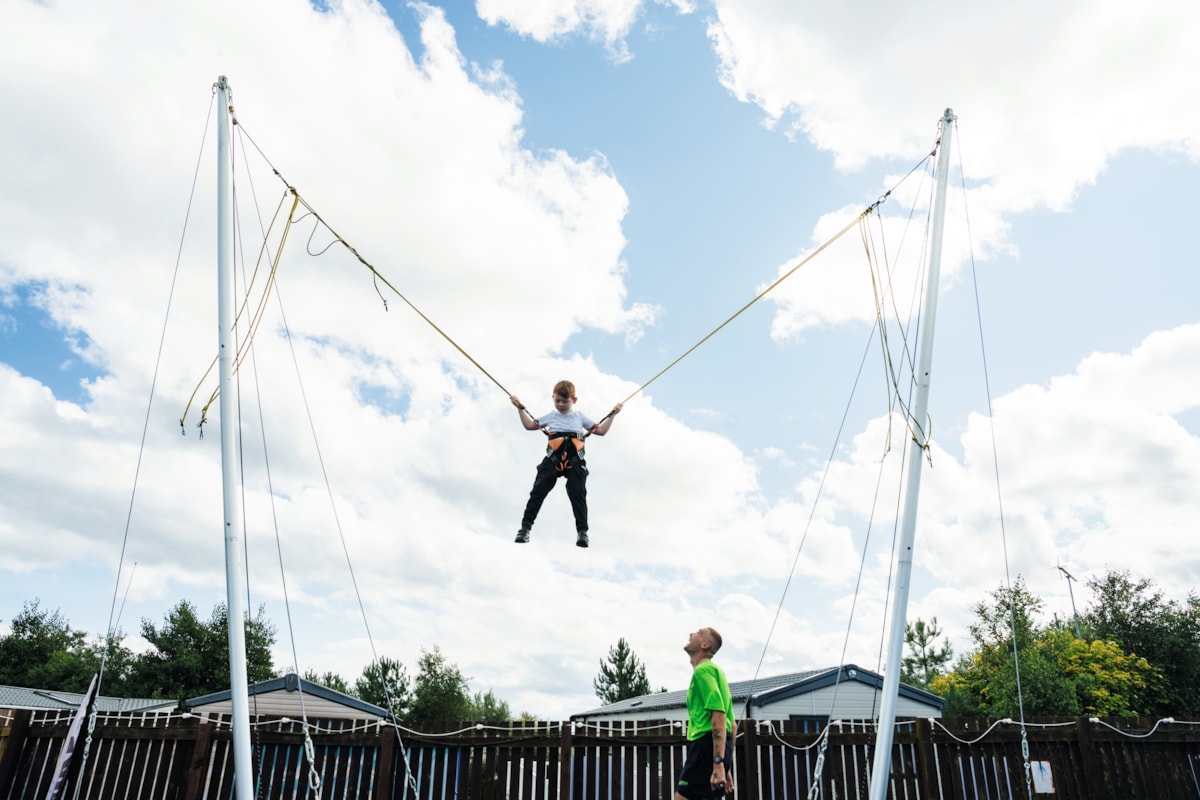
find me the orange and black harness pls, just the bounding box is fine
[543,429,591,473]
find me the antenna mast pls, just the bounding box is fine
[1057,563,1082,638]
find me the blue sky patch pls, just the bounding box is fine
[1176,407,1200,438]
[355,380,411,417]
[0,281,102,405]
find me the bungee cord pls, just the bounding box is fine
[603,206,872,412]
[862,163,937,455]
[221,121,905,435]
[179,188,298,432]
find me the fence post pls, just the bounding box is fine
[1075,718,1111,800]
[181,719,215,800]
[558,721,573,800]
[374,723,395,800]
[915,718,939,800]
[738,718,759,799]
[0,709,33,795]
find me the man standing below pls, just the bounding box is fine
[676,627,736,799]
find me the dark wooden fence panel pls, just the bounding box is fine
[743,720,810,798]
[1089,717,1200,800]
[386,719,564,800]
[253,739,377,799]
[75,727,189,800]
[3,710,1199,800]
[748,719,888,799]
[4,710,71,800]
[567,720,684,800]
[0,711,32,794]
[934,718,1046,800]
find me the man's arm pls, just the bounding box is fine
[710,710,729,790]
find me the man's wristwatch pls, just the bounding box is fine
[712,755,724,764]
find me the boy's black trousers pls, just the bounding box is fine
[520,454,588,533]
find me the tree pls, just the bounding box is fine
[0,600,90,690]
[409,646,473,722]
[0,600,133,693]
[93,631,137,695]
[303,668,352,695]
[930,581,1071,717]
[900,617,953,689]
[968,577,1040,649]
[929,578,1162,718]
[1082,569,1200,715]
[928,665,977,717]
[128,600,276,702]
[593,638,651,705]
[470,689,512,724]
[1037,625,1158,716]
[353,656,410,715]
[965,591,1079,716]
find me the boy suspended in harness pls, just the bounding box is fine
[510,380,622,548]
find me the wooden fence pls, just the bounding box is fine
[2,709,1198,799]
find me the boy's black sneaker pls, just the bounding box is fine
[576,531,589,548]
[515,529,530,543]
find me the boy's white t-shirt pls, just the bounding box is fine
[537,410,595,435]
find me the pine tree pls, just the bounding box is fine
[593,637,651,704]
[303,669,352,695]
[353,656,410,715]
[900,617,953,689]
[409,646,474,722]
[469,689,512,723]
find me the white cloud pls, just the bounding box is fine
[800,323,1200,660]
[475,0,697,60]
[707,0,1200,178]
[476,0,643,59]
[705,0,1200,337]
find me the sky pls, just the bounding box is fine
[1,0,1198,721]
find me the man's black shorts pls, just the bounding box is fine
[676,733,732,798]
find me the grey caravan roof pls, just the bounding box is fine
[571,664,946,719]
[187,673,388,720]
[0,684,176,713]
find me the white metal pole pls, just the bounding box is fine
[216,75,256,800]
[867,108,956,800]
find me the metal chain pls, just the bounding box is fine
[69,709,98,800]
[807,727,831,800]
[396,723,422,800]
[302,727,323,798]
[1020,727,1032,799]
